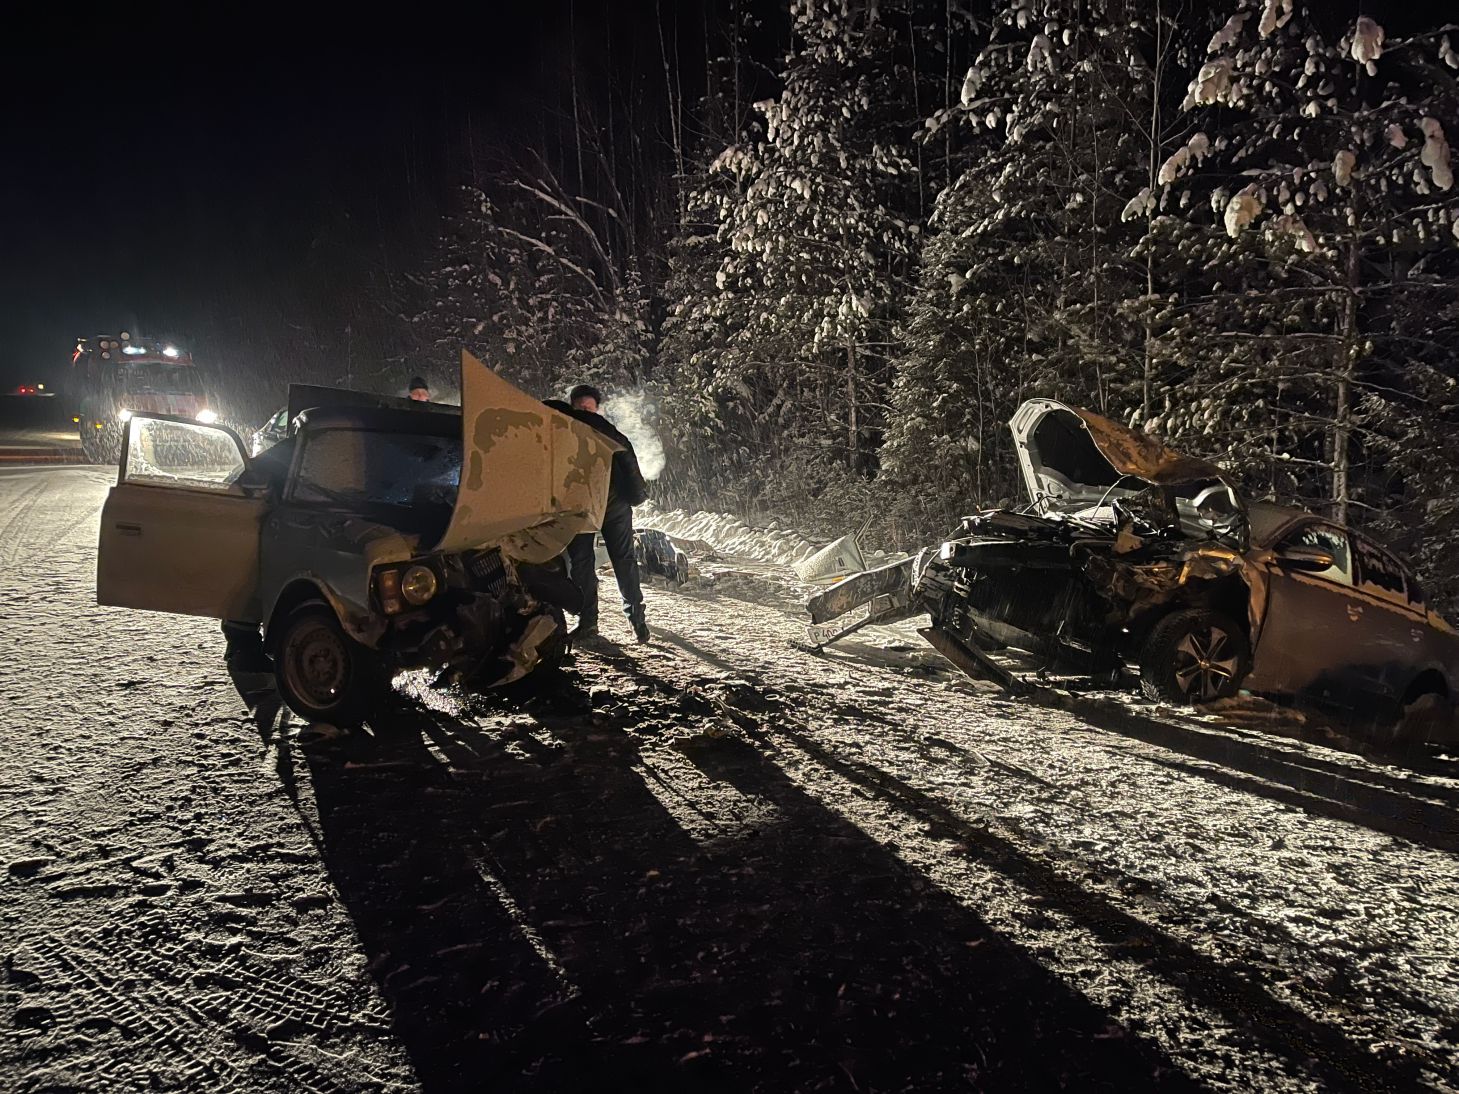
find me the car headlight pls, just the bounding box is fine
[195,408,218,425]
[117,408,132,422]
[400,564,439,605]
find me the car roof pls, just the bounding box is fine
[294,405,460,438]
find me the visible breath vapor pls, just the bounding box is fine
[601,391,666,480]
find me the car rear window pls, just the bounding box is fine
[291,428,461,509]
[1354,536,1414,605]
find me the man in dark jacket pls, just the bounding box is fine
[550,384,650,643]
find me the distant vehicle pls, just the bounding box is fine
[70,334,219,463]
[808,399,1459,746]
[12,383,50,396]
[95,352,618,726]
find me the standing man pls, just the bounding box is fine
[408,376,430,402]
[560,383,650,643]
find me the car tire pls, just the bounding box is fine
[1139,609,1250,706]
[1384,678,1453,750]
[271,604,388,727]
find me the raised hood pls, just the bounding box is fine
[1009,399,1240,521]
[435,350,620,564]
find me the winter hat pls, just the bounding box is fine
[568,383,602,406]
[408,376,429,393]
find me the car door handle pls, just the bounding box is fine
[115,522,142,536]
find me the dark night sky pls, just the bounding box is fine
[0,3,718,393]
[3,1,1448,395]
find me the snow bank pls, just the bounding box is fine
[637,502,821,567]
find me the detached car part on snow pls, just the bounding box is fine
[807,400,1459,741]
[96,350,619,726]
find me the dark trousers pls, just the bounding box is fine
[568,500,643,627]
[221,619,264,653]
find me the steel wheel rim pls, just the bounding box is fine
[1171,624,1239,701]
[282,620,349,710]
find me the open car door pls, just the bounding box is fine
[97,415,267,622]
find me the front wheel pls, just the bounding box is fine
[1139,609,1250,705]
[271,604,388,726]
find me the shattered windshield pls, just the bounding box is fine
[291,428,462,511]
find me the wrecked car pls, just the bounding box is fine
[806,399,1459,738]
[96,351,618,725]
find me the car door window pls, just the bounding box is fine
[1280,524,1353,586]
[123,416,246,492]
[1353,536,1410,606]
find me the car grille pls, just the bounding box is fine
[468,549,508,596]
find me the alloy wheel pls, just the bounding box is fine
[1171,624,1239,702]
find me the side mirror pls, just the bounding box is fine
[1276,545,1335,572]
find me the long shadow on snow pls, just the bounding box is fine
[761,717,1434,1093]
[1043,693,1459,854]
[300,669,1194,1094]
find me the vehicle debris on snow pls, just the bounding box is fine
[804,399,1459,746]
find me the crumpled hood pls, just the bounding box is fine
[1010,398,1235,507]
[435,350,620,564]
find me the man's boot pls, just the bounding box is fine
[628,605,650,644]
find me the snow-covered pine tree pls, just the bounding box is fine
[1148,2,1459,596]
[704,0,920,488]
[882,0,1199,531]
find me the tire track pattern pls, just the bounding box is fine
[5,918,397,1092]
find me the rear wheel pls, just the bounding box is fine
[1384,675,1453,750]
[271,604,388,726]
[1139,609,1250,705]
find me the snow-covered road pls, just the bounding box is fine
[3,466,1458,1092]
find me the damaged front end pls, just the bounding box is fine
[369,546,581,687]
[803,400,1257,699]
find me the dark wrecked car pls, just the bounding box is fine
[96,351,619,725]
[807,399,1459,742]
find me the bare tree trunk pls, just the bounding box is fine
[846,342,861,473]
[657,0,686,215]
[569,0,585,195]
[732,0,742,130]
[1141,0,1164,425]
[1332,231,1361,524]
